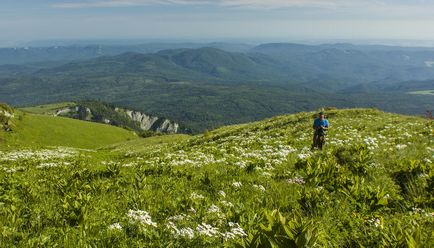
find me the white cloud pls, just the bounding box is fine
[50,0,434,20]
[52,0,212,9]
[51,0,434,11]
[50,0,362,9]
[220,0,345,9]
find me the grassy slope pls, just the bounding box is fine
[0,111,137,149]
[103,134,192,153]
[408,90,434,96]
[19,102,76,114]
[1,108,433,247]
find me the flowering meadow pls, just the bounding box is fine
[1,108,433,247]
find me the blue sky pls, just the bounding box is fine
[2,0,434,46]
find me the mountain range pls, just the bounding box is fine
[0,43,433,132]
[0,42,254,65]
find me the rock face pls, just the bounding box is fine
[54,107,73,116]
[54,104,179,134]
[55,106,92,121]
[0,104,14,131]
[157,119,179,133]
[123,109,159,130]
[0,110,14,118]
[117,108,179,134]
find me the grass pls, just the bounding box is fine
[0,108,433,247]
[102,134,192,152]
[407,89,434,96]
[0,111,137,149]
[19,102,76,115]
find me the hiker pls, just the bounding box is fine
[427,110,433,120]
[312,112,329,150]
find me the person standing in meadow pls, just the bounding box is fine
[312,112,329,150]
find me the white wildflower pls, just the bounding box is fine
[222,222,247,240]
[3,167,17,173]
[287,177,305,185]
[261,171,272,177]
[368,218,382,228]
[235,161,246,168]
[108,223,123,231]
[188,207,197,214]
[253,184,266,191]
[297,153,311,159]
[220,201,234,207]
[190,192,205,200]
[178,227,195,239]
[168,214,188,221]
[396,144,407,150]
[208,205,221,213]
[221,231,237,240]
[412,207,423,213]
[196,223,220,237]
[0,148,77,162]
[364,137,378,149]
[36,162,60,169]
[127,210,157,227]
[122,162,137,167]
[167,222,195,239]
[232,181,243,188]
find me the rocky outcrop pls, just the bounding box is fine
[122,109,159,130]
[0,110,14,118]
[54,107,73,116]
[116,108,179,134]
[54,103,179,134]
[0,104,14,131]
[156,119,179,133]
[55,106,92,120]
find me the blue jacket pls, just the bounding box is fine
[313,118,329,136]
[313,118,329,129]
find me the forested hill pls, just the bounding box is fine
[0,42,254,65]
[0,45,433,132]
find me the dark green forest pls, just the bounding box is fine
[0,43,433,132]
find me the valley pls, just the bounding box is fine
[1,43,433,133]
[2,0,434,246]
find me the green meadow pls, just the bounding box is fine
[0,106,433,247]
[0,110,137,149]
[408,90,434,96]
[19,102,76,115]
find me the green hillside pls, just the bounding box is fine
[0,110,137,149]
[1,46,433,133]
[103,133,192,153]
[0,108,433,247]
[19,102,76,115]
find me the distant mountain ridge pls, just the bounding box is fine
[0,42,254,65]
[250,43,434,84]
[3,43,434,85]
[1,44,433,132]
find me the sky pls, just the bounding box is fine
[2,0,434,46]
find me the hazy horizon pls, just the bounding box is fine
[3,38,434,49]
[2,0,434,47]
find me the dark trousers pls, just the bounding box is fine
[312,133,325,150]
